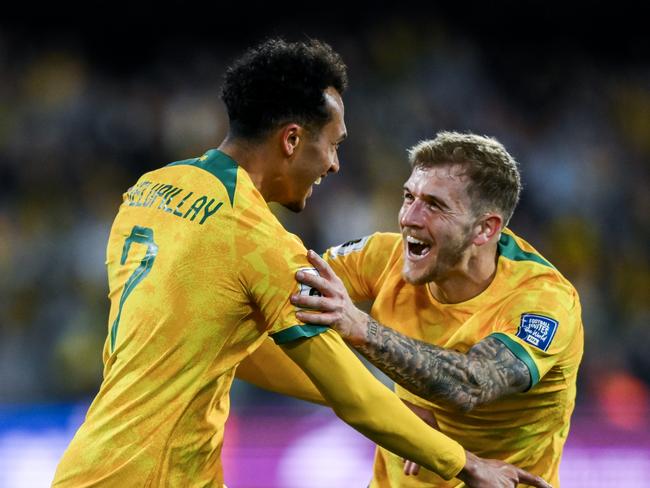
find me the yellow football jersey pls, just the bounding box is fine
[324,230,584,488]
[53,149,325,487]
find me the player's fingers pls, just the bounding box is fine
[402,460,419,476]
[516,468,552,488]
[307,250,339,281]
[291,294,334,311]
[295,311,338,325]
[295,270,335,296]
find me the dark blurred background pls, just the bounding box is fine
[0,4,648,486]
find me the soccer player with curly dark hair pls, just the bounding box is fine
[53,39,550,488]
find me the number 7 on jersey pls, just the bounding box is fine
[110,226,158,352]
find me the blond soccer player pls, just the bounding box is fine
[287,132,583,487]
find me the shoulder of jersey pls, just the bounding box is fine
[165,148,240,207]
[498,228,575,289]
[327,232,401,259]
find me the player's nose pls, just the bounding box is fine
[329,153,340,174]
[400,200,424,228]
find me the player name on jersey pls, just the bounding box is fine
[125,180,223,225]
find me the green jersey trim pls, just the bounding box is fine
[271,324,329,344]
[498,233,554,269]
[490,332,541,390]
[167,149,238,206]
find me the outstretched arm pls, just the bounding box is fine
[280,329,550,488]
[291,251,531,412]
[279,328,465,480]
[236,338,327,405]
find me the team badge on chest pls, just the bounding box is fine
[516,313,558,352]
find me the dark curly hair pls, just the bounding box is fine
[221,38,348,140]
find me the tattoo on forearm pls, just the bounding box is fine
[358,317,531,412]
[368,321,378,336]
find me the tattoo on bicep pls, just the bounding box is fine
[468,337,532,401]
[357,318,531,411]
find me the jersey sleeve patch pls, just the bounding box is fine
[515,313,558,352]
[271,267,330,344]
[298,267,322,299]
[328,236,370,258]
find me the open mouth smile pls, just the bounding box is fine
[406,236,432,259]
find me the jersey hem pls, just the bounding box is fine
[270,324,329,344]
[490,332,541,389]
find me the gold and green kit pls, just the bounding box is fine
[53,150,468,487]
[52,149,328,487]
[324,230,584,488]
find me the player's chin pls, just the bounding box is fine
[283,197,308,213]
[402,264,431,286]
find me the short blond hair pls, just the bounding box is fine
[408,131,521,224]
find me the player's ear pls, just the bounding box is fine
[280,124,302,157]
[472,213,503,246]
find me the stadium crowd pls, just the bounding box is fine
[0,18,648,435]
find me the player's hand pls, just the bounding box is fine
[400,399,438,476]
[457,450,552,488]
[403,460,421,476]
[291,250,367,344]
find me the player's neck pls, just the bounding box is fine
[218,138,286,203]
[428,243,498,304]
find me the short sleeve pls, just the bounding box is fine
[323,232,401,302]
[239,225,327,344]
[489,283,582,389]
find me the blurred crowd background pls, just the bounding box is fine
[0,4,648,485]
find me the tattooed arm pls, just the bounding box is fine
[291,251,531,412]
[352,318,530,411]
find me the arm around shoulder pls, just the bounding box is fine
[279,329,466,481]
